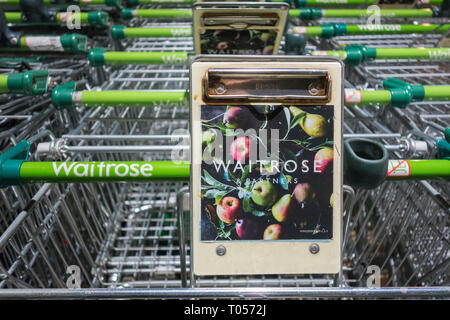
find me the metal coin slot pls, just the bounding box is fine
[204,68,331,103]
[203,13,279,28]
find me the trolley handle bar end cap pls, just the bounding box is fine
[111,25,125,40]
[320,23,347,39]
[382,77,425,107]
[89,47,106,67]
[436,128,450,160]
[0,140,30,188]
[60,33,88,54]
[87,11,109,28]
[343,138,389,189]
[344,45,376,65]
[284,33,307,55]
[51,81,76,110]
[8,70,49,95]
[121,8,133,20]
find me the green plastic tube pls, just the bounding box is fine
[1,0,120,5]
[386,160,450,180]
[321,8,434,18]
[312,47,450,64]
[345,24,450,35]
[122,8,192,20]
[79,91,188,107]
[293,24,450,38]
[111,26,192,40]
[297,0,377,5]
[89,48,189,66]
[345,86,450,107]
[4,11,108,27]
[375,48,450,60]
[0,75,9,94]
[19,161,190,183]
[14,160,450,184]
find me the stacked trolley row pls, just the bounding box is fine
[0,0,448,298]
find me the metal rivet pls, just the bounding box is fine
[215,83,226,94]
[308,82,321,96]
[216,245,226,256]
[309,243,320,254]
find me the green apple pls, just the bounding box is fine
[272,194,294,223]
[251,180,277,207]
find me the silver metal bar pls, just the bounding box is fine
[0,287,448,299]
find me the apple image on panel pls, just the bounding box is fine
[236,218,260,240]
[223,106,254,130]
[216,197,242,224]
[251,180,277,207]
[230,136,250,162]
[314,147,333,173]
[263,224,282,240]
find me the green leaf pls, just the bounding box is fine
[202,170,233,191]
[215,191,228,205]
[279,172,289,191]
[252,210,269,217]
[203,189,221,199]
[243,198,252,213]
[283,107,291,132]
[290,112,306,129]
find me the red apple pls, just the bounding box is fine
[263,224,282,240]
[216,197,242,224]
[314,147,333,173]
[223,107,254,130]
[230,136,250,162]
[236,218,260,240]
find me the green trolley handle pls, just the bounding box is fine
[52,78,448,109]
[51,82,189,110]
[345,78,450,108]
[4,11,109,27]
[0,0,121,6]
[311,45,450,65]
[1,140,448,188]
[89,46,450,66]
[121,8,439,20]
[111,23,449,40]
[88,47,189,66]
[125,0,443,6]
[0,34,88,54]
[289,8,436,19]
[292,23,450,39]
[111,25,192,40]
[0,70,49,95]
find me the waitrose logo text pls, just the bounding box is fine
[52,162,154,178]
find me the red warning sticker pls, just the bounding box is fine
[344,89,362,104]
[387,160,411,177]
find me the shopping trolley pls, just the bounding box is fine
[0,1,449,299]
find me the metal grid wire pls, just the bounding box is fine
[0,8,449,297]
